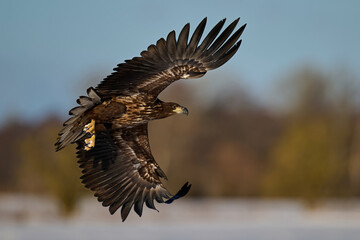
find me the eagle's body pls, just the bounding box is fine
[89,96,181,126]
[55,18,246,221]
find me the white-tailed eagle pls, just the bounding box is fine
[55,17,246,221]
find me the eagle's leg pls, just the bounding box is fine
[84,119,96,151]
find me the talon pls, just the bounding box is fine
[84,119,95,134]
[84,134,95,151]
[83,119,95,151]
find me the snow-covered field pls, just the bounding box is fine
[1,195,359,240]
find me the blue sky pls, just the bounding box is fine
[1,0,359,125]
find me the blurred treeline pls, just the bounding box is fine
[0,67,359,214]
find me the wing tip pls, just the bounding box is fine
[165,181,192,204]
[240,23,247,31]
[200,17,208,24]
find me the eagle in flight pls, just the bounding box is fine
[55,17,246,221]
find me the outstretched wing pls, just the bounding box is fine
[96,17,246,99]
[77,123,191,221]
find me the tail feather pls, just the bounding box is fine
[55,87,101,151]
[77,96,94,107]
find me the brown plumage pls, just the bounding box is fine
[55,17,246,221]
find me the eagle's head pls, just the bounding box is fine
[161,102,189,117]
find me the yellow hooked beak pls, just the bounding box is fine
[174,106,189,115]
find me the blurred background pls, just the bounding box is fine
[1,0,360,239]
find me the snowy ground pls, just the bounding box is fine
[1,195,360,240]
